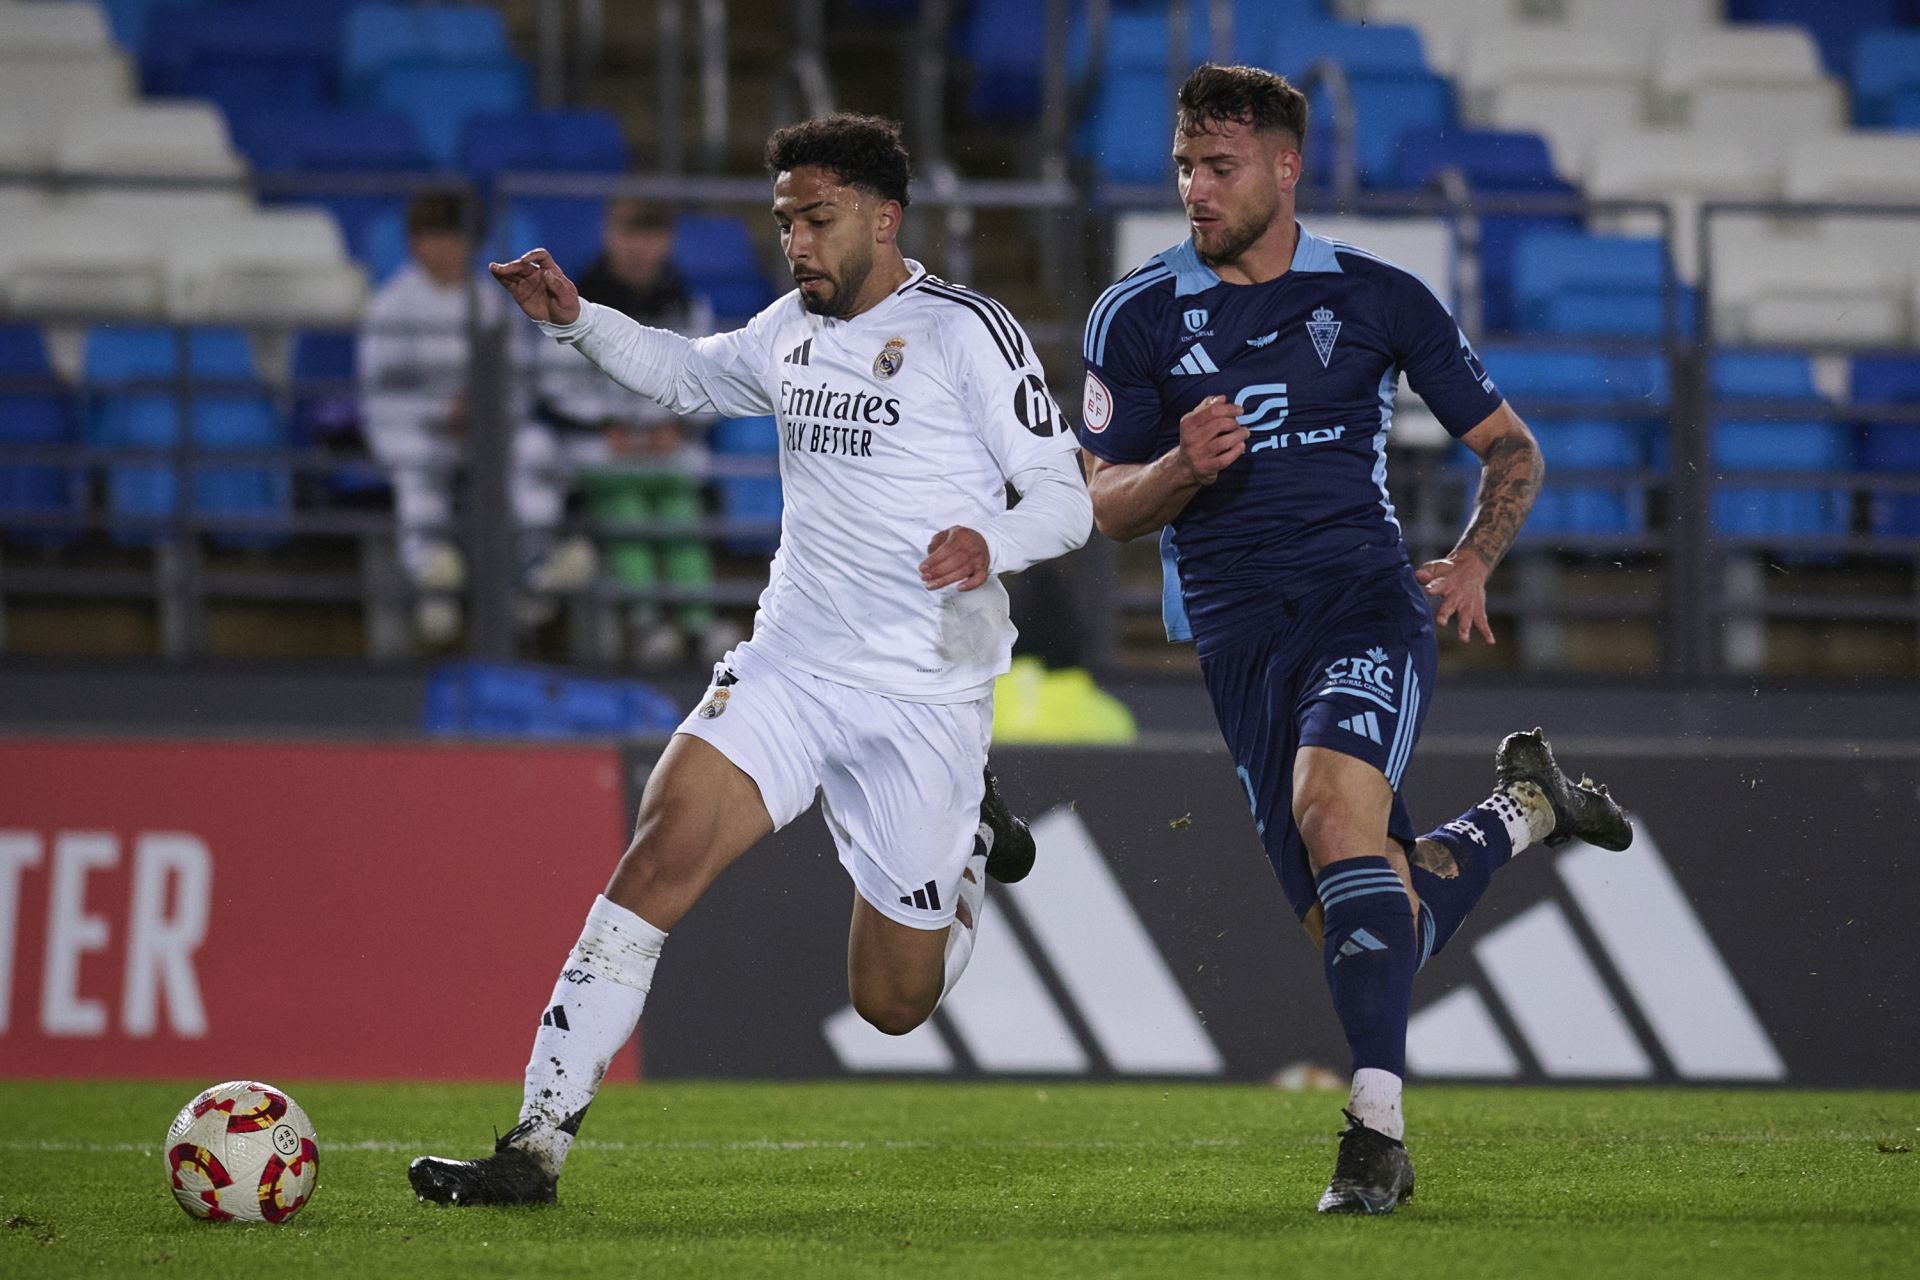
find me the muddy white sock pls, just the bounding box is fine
[1348,1067,1404,1141]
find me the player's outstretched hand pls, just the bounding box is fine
[920,526,990,592]
[1177,395,1247,485]
[1416,551,1497,644]
[487,248,581,326]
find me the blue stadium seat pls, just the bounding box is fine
[960,0,1079,121]
[423,662,682,738]
[461,109,627,178]
[1713,421,1852,538]
[343,4,512,96]
[1393,130,1577,329]
[230,108,431,173]
[370,63,531,168]
[709,416,778,455]
[673,215,776,323]
[102,0,210,49]
[1728,0,1900,75]
[1306,76,1454,190]
[361,204,537,286]
[1268,21,1428,82]
[179,57,331,120]
[501,198,604,276]
[140,2,347,97]
[1512,232,1694,337]
[83,328,288,546]
[1712,351,1819,400]
[1852,355,1920,534]
[0,327,80,544]
[1520,419,1647,536]
[1082,69,1174,183]
[1478,345,1670,406]
[1887,86,1920,127]
[1852,30,1920,125]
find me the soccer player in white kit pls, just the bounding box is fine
[408,113,1093,1206]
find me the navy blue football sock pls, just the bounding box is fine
[1408,801,1517,968]
[1315,856,1417,1078]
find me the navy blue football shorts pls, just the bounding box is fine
[1198,561,1438,921]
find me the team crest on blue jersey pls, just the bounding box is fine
[873,336,907,379]
[1306,306,1342,368]
[1183,308,1209,334]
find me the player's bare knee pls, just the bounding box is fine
[851,988,934,1037]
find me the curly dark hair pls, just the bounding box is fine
[1176,63,1309,147]
[763,112,913,207]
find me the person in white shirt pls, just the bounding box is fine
[356,192,590,644]
[409,113,1092,1207]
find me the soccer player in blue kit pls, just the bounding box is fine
[1078,65,1633,1214]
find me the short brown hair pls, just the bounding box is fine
[607,197,674,231]
[406,189,482,238]
[764,112,912,207]
[1176,63,1308,147]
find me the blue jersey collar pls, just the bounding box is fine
[1158,222,1341,296]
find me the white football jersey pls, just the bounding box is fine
[590,261,1082,701]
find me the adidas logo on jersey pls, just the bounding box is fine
[783,338,812,366]
[1170,344,1219,377]
[1337,711,1384,744]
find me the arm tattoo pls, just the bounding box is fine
[1457,433,1543,568]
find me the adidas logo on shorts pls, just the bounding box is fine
[899,879,942,911]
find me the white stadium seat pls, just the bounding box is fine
[1652,26,1825,95]
[0,212,168,319]
[1486,81,1646,180]
[1357,0,1523,75]
[1783,134,1920,202]
[165,210,369,324]
[55,102,246,179]
[1559,0,1720,59]
[0,0,111,55]
[1686,82,1844,140]
[1455,29,1643,118]
[0,52,132,166]
[1707,219,1908,346]
[1587,131,1782,277]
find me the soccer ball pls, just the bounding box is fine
[164,1081,320,1223]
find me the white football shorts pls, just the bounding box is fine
[673,639,991,930]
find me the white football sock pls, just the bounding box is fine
[939,826,992,1003]
[515,894,666,1175]
[1482,782,1554,855]
[1348,1067,1404,1141]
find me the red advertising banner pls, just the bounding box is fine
[0,738,635,1082]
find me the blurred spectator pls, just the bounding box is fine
[539,198,740,666]
[358,191,591,645]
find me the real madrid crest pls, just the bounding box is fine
[873,336,907,380]
[696,688,730,719]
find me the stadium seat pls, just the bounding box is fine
[1477,345,1670,406]
[0,53,133,167]
[343,3,512,97]
[1487,82,1644,182]
[162,210,368,326]
[959,0,1070,121]
[99,0,210,49]
[1852,30,1920,125]
[1561,0,1719,48]
[0,1,111,55]
[1082,69,1174,184]
[1358,0,1518,76]
[1712,420,1852,538]
[1307,76,1455,190]
[423,662,683,738]
[1712,351,1819,401]
[1732,0,1903,77]
[230,107,431,174]
[461,109,628,178]
[708,419,781,556]
[0,326,80,544]
[139,2,345,97]
[1652,26,1827,96]
[1267,22,1428,83]
[1783,133,1920,201]
[1454,28,1641,119]
[673,215,776,324]
[1,207,169,319]
[1852,355,1920,534]
[370,63,530,168]
[83,327,288,547]
[1707,220,1906,347]
[176,56,331,120]
[1587,132,1783,278]
[1519,419,1647,537]
[1512,231,1692,338]
[709,416,778,456]
[55,102,244,178]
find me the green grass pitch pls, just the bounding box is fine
[1,1080,1914,1278]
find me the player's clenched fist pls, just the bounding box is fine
[488,248,581,326]
[1176,395,1248,485]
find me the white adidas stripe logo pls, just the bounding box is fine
[1170,344,1219,377]
[1409,820,1784,1081]
[1338,711,1383,744]
[822,808,1225,1076]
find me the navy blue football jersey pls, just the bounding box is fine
[1077,225,1504,652]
